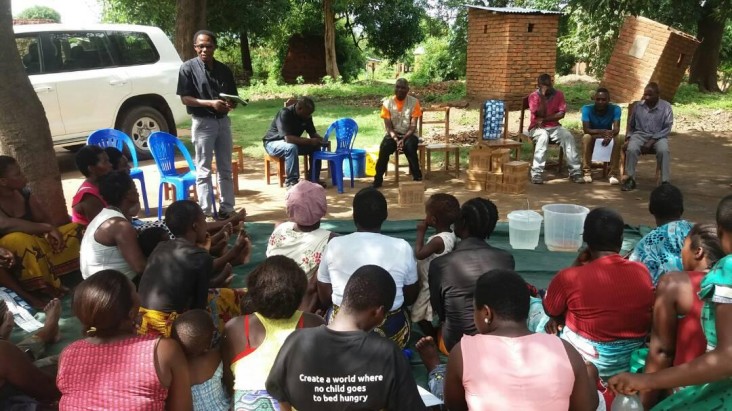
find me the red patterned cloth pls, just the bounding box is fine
[57,335,168,410]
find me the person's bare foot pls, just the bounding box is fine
[416,336,441,373]
[35,298,61,344]
[0,301,14,339]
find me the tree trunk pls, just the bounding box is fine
[0,0,67,224]
[174,0,207,61]
[239,30,253,86]
[323,0,340,79]
[688,10,725,93]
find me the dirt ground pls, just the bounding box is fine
[56,126,731,228]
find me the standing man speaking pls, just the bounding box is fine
[177,30,238,219]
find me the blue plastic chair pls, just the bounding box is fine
[87,128,150,216]
[311,118,358,193]
[148,131,215,220]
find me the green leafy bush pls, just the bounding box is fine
[412,36,460,84]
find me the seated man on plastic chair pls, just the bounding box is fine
[372,78,423,188]
[262,97,325,189]
[529,73,583,184]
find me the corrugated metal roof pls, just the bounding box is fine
[465,5,562,15]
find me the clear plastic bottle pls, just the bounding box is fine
[611,394,643,411]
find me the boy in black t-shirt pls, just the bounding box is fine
[266,265,427,411]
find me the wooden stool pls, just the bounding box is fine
[389,143,426,183]
[264,154,286,187]
[233,145,244,169]
[212,160,240,195]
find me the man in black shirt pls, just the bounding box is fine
[177,30,239,219]
[266,265,427,411]
[262,97,324,189]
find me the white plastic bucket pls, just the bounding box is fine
[542,204,590,252]
[507,210,543,250]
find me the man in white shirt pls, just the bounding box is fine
[317,187,418,348]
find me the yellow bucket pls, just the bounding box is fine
[365,151,379,177]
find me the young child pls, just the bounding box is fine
[171,309,229,411]
[412,193,460,337]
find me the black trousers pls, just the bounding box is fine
[374,134,422,182]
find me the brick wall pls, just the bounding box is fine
[466,9,559,110]
[603,16,699,103]
[281,34,327,84]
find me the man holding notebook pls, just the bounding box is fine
[177,29,239,219]
[580,87,622,185]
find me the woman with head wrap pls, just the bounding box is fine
[266,180,336,312]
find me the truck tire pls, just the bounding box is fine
[119,106,169,161]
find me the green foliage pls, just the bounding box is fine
[15,5,61,22]
[100,0,175,35]
[347,0,425,63]
[335,26,366,82]
[412,36,461,84]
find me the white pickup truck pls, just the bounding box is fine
[13,23,188,158]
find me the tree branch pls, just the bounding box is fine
[344,12,362,50]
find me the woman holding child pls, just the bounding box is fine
[0,155,82,308]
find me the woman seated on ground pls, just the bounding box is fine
[137,200,251,338]
[420,269,598,410]
[80,171,146,282]
[71,145,113,226]
[56,269,191,410]
[630,183,693,286]
[222,255,324,410]
[640,223,724,408]
[104,147,131,174]
[266,180,336,312]
[610,195,732,410]
[543,208,654,381]
[0,155,82,308]
[428,197,515,355]
[0,299,62,409]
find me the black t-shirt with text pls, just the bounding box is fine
[266,326,426,411]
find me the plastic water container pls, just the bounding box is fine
[507,210,543,250]
[343,149,366,178]
[611,394,643,410]
[542,204,589,252]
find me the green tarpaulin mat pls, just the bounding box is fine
[9,220,647,389]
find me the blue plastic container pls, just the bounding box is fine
[343,148,366,178]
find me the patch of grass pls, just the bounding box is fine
[674,83,732,109]
[245,80,394,102]
[559,82,597,112]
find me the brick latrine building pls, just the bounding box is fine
[603,16,699,103]
[466,6,561,110]
[281,35,327,84]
